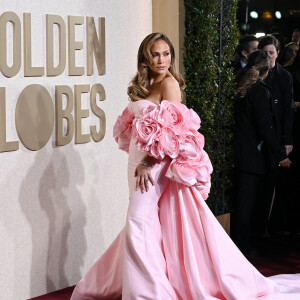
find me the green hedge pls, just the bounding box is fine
[184,0,239,215]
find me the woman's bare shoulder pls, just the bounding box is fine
[160,75,181,102]
[160,76,180,88]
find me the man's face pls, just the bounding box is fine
[292,31,300,43]
[248,41,259,55]
[263,44,278,68]
[241,41,258,61]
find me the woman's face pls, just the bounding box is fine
[262,44,278,68]
[148,40,171,78]
[285,44,299,63]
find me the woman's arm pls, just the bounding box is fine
[161,76,182,102]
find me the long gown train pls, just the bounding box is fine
[71,100,300,300]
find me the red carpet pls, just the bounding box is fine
[30,242,300,300]
[29,286,75,300]
[249,250,300,277]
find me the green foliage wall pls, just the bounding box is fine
[184,0,239,215]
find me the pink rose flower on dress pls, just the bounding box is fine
[165,127,213,195]
[113,107,135,152]
[159,101,186,133]
[165,159,198,186]
[113,107,134,137]
[178,129,204,161]
[149,140,165,159]
[195,181,211,200]
[143,104,159,119]
[135,114,162,152]
[194,150,213,183]
[159,127,180,158]
[159,101,201,132]
[166,151,213,190]
[184,108,201,131]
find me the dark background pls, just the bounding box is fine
[237,0,300,41]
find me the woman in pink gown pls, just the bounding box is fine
[71,33,300,300]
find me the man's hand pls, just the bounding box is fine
[279,157,292,168]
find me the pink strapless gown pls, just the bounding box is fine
[71,100,300,300]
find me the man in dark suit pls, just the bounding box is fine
[257,36,294,236]
[259,36,293,151]
[232,35,259,74]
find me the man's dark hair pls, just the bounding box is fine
[258,35,280,52]
[237,35,258,58]
[293,28,300,33]
[272,33,286,52]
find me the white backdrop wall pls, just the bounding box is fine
[0,1,152,299]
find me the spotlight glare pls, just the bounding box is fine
[250,11,258,19]
[255,32,266,38]
[275,11,282,19]
[262,11,272,20]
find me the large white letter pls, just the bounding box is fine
[55,85,74,146]
[46,14,66,76]
[86,17,105,76]
[90,83,106,142]
[0,12,21,77]
[0,87,19,152]
[75,84,90,144]
[68,16,84,76]
[23,13,44,76]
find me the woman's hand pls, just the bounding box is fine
[135,163,154,193]
[279,157,292,168]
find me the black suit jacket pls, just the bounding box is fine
[285,65,300,101]
[264,62,294,145]
[233,81,287,174]
[232,60,243,75]
[285,65,300,164]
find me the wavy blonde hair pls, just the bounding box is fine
[280,42,299,67]
[128,33,185,102]
[236,50,270,98]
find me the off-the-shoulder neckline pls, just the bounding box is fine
[136,99,160,105]
[134,99,180,106]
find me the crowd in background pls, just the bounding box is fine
[230,29,300,257]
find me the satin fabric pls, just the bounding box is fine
[71,100,300,300]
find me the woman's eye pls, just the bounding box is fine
[164,52,170,56]
[152,53,159,57]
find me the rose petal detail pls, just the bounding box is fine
[113,107,135,153]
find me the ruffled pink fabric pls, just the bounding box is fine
[113,107,135,153]
[134,101,213,200]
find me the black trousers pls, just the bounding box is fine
[256,170,277,234]
[269,164,300,233]
[231,169,265,253]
